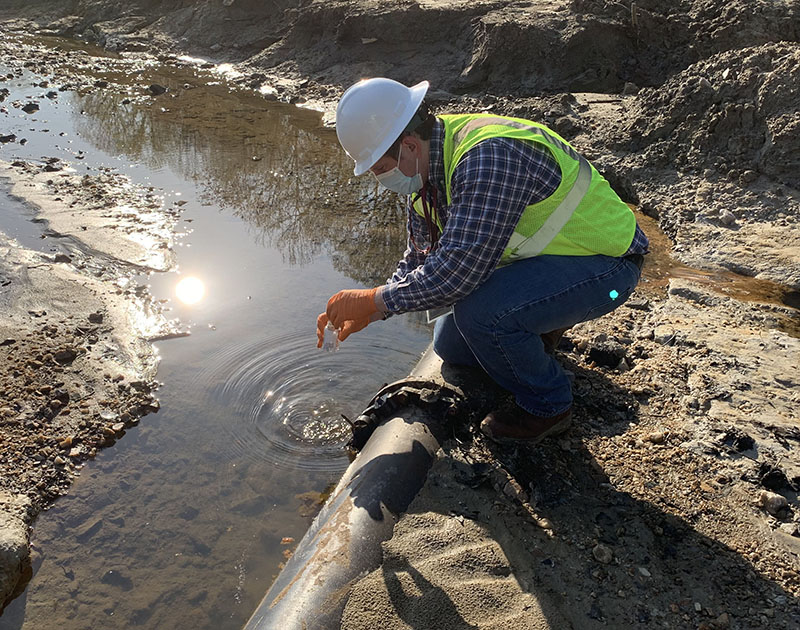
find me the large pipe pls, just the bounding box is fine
[243,345,480,630]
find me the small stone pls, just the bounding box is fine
[778,522,798,536]
[645,431,665,444]
[53,348,78,364]
[21,102,40,113]
[53,253,72,263]
[69,447,81,458]
[713,612,730,628]
[653,326,675,345]
[111,422,125,435]
[88,312,104,324]
[719,209,736,226]
[592,544,613,564]
[148,84,167,96]
[739,170,758,185]
[694,602,703,612]
[58,436,73,449]
[758,491,788,516]
[638,567,651,577]
[280,537,295,545]
[54,455,66,465]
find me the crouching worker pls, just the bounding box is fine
[316,78,648,444]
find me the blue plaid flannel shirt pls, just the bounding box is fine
[382,119,649,313]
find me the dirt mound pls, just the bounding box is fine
[625,42,800,189]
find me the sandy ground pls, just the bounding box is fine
[0,1,799,628]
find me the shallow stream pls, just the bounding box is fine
[0,38,430,629]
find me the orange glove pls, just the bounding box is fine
[326,288,379,330]
[339,317,371,342]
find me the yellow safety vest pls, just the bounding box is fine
[413,114,636,265]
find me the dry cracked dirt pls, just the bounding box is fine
[1,1,799,628]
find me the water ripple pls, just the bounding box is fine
[193,329,422,471]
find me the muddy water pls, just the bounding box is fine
[633,211,800,335]
[0,40,429,629]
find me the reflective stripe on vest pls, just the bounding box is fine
[450,117,593,262]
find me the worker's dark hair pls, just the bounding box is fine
[382,101,435,159]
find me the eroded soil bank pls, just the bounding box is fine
[1,1,799,628]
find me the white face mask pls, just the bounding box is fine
[375,145,422,195]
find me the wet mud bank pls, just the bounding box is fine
[0,162,170,604]
[0,1,798,627]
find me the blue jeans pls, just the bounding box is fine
[433,254,642,417]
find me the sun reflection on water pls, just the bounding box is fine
[175,276,205,304]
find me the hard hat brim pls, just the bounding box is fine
[353,81,429,176]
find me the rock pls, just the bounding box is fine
[148,84,167,95]
[592,543,613,564]
[645,431,666,444]
[758,491,788,516]
[624,297,650,311]
[88,312,104,324]
[638,566,651,577]
[53,348,78,364]
[719,209,737,226]
[21,102,39,113]
[653,326,675,345]
[0,134,16,143]
[0,492,32,605]
[53,253,72,263]
[54,456,66,465]
[111,422,125,435]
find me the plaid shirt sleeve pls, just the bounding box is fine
[382,138,562,313]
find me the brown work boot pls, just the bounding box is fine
[540,326,571,355]
[480,405,572,445]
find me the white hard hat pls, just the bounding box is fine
[336,78,429,176]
